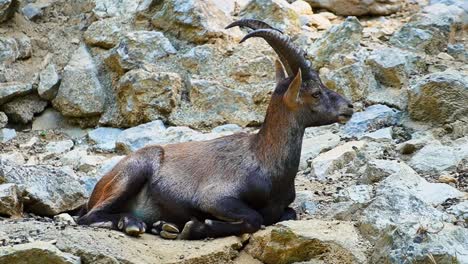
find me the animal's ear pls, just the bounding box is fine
[283,68,302,109]
[275,59,286,83]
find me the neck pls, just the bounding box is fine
[252,96,305,178]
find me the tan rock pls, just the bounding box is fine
[291,0,313,15]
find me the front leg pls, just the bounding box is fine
[179,197,263,240]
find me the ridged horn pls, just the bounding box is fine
[239,29,316,81]
[225,19,283,33]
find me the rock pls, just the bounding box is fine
[0,37,18,65]
[95,156,125,179]
[38,64,60,100]
[245,220,368,264]
[306,17,363,69]
[291,0,313,15]
[0,183,22,217]
[365,48,425,88]
[92,0,152,18]
[115,120,166,153]
[0,163,87,215]
[84,17,133,49]
[0,112,6,128]
[21,2,49,21]
[88,127,123,152]
[408,70,468,124]
[447,43,467,61]
[0,220,244,264]
[54,213,76,226]
[211,124,243,134]
[0,128,15,143]
[0,82,33,105]
[304,0,403,16]
[292,190,318,215]
[15,35,31,60]
[310,141,366,181]
[52,46,105,119]
[300,132,341,170]
[45,140,74,156]
[105,31,176,75]
[343,104,401,137]
[396,131,435,155]
[0,241,81,264]
[117,69,182,126]
[0,0,17,23]
[322,62,375,102]
[240,0,301,34]
[336,185,373,204]
[76,155,106,173]
[0,151,25,165]
[306,14,332,30]
[360,159,415,184]
[447,201,468,222]
[360,127,393,140]
[409,143,461,173]
[390,4,464,55]
[1,94,48,124]
[152,0,240,44]
[172,79,260,129]
[32,108,72,131]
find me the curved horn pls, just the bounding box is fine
[225,19,283,33]
[239,29,317,81]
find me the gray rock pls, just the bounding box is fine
[408,70,468,124]
[310,141,366,181]
[343,104,401,137]
[0,128,15,143]
[307,17,363,69]
[293,190,319,215]
[365,48,425,88]
[336,185,373,204]
[305,0,403,16]
[88,127,123,152]
[105,31,176,75]
[32,108,68,131]
[360,127,393,140]
[1,94,48,124]
[0,183,22,217]
[245,220,369,264]
[396,131,435,155]
[0,82,33,105]
[300,132,341,170]
[0,241,81,264]
[447,201,468,222]
[92,0,151,18]
[240,0,301,34]
[0,0,18,23]
[360,159,415,184]
[84,17,133,49]
[0,111,6,128]
[45,140,74,156]
[211,124,242,134]
[117,69,182,126]
[38,64,60,100]
[323,62,375,102]
[0,37,18,65]
[151,0,241,44]
[54,213,76,226]
[95,156,125,179]
[14,35,31,59]
[0,162,87,215]
[0,151,25,165]
[21,2,50,21]
[115,120,166,153]
[447,43,467,62]
[52,45,105,119]
[409,143,461,173]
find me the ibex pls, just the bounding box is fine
[78,19,354,240]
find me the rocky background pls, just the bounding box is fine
[0,0,467,263]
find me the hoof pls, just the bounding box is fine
[151,221,180,240]
[118,216,146,237]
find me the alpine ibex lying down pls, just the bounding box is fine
[78,19,354,240]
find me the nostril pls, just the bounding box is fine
[348,103,354,109]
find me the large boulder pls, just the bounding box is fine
[245,220,369,264]
[117,69,183,126]
[408,70,468,124]
[0,220,244,264]
[240,0,301,34]
[306,17,363,69]
[105,31,176,75]
[1,94,48,124]
[304,0,403,16]
[151,0,241,44]
[52,46,105,119]
[0,162,87,216]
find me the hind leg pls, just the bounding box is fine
[78,147,162,237]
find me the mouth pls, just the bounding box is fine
[337,113,352,124]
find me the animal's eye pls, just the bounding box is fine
[311,91,321,98]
